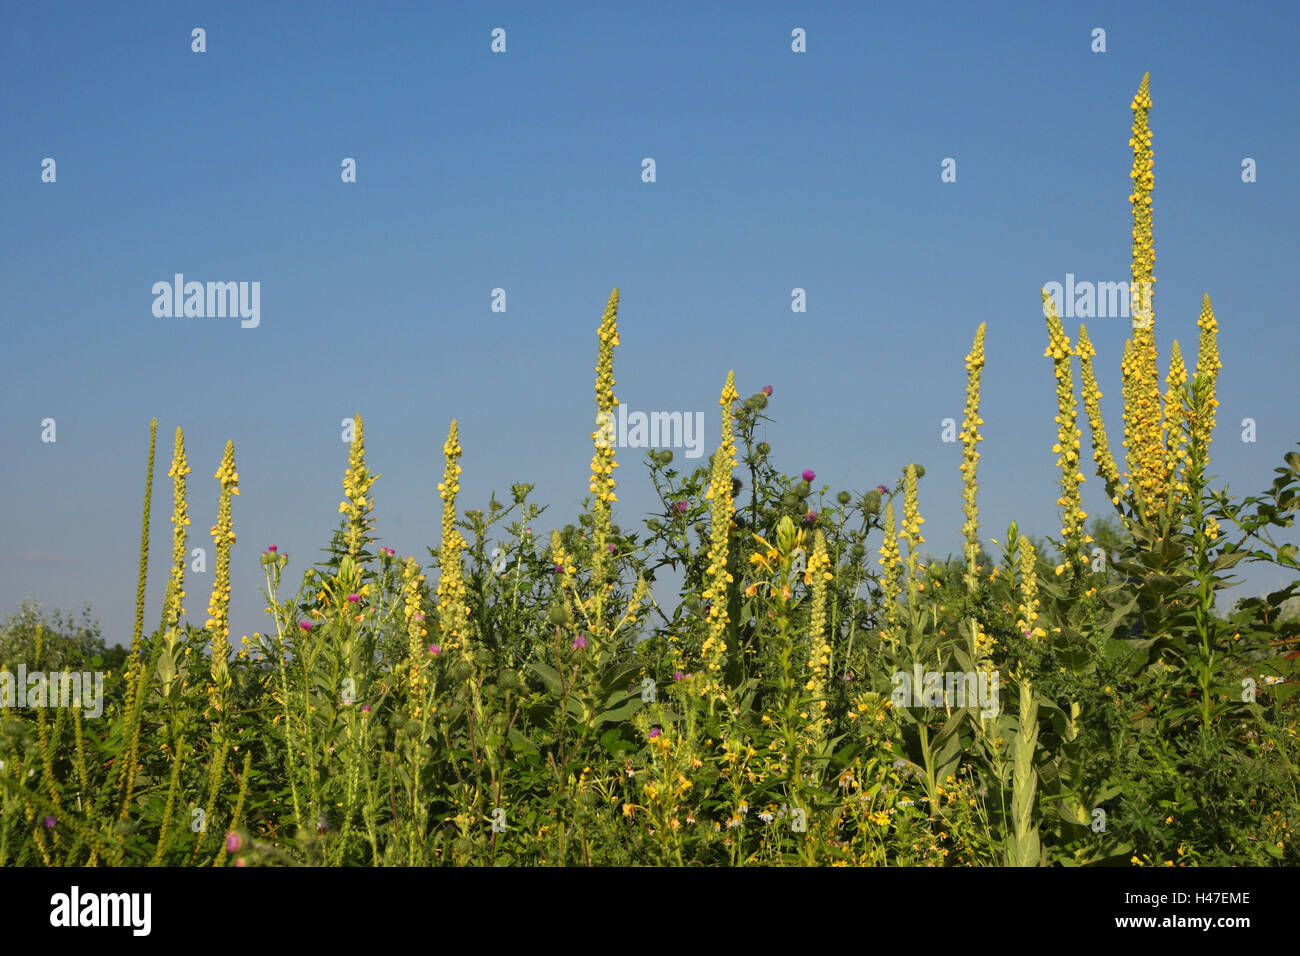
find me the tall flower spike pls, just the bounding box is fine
[161,427,191,632]
[804,530,833,745]
[1191,294,1222,454]
[877,501,902,646]
[339,414,379,559]
[1126,73,1167,516]
[129,419,158,677]
[900,464,925,588]
[1044,295,1086,566]
[1076,324,1124,506]
[589,288,621,638]
[402,557,428,718]
[1015,539,1044,641]
[206,440,238,695]
[700,371,739,707]
[1163,340,1190,510]
[436,420,470,654]
[960,324,986,581]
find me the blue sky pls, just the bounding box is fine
[3,0,1298,647]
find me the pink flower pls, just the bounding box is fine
[226,831,242,853]
[347,593,360,603]
[876,485,888,495]
[43,815,56,829]
[674,501,689,513]
[608,543,617,553]
[267,544,277,553]
[428,644,441,655]
[360,704,372,714]
[802,470,816,483]
[648,727,662,739]
[762,385,773,396]
[571,634,588,651]
[299,620,313,632]
[673,671,685,681]
[804,511,818,524]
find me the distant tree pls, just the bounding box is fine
[0,599,123,671]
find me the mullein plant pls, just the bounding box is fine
[1042,298,1089,584]
[1122,73,1168,521]
[699,371,741,711]
[958,324,995,679]
[587,288,621,647]
[1075,74,1223,535]
[192,441,238,862]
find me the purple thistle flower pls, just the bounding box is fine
[673,671,685,681]
[361,704,372,714]
[802,470,816,483]
[571,634,588,651]
[762,385,773,396]
[347,593,360,603]
[428,644,442,656]
[608,543,617,553]
[554,563,564,574]
[876,485,889,495]
[226,831,242,853]
[804,511,818,524]
[267,544,277,553]
[299,620,313,632]
[674,500,689,514]
[43,815,56,830]
[648,727,662,739]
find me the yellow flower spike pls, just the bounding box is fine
[1077,324,1125,506]
[877,501,903,645]
[700,370,740,707]
[436,420,471,654]
[1043,298,1087,569]
[401,557,427,718]
[1123,73,1170,518]
[588,288,621,640]
[901,464,925,581]
[161,427,191,633]
[1191,294,1222,454]
[206,440,238,700]
[1163,339,1190,508]
[1015,539,1041,653]
[960,323,986,582]
[340,414,380,559]
[805,530,833,745]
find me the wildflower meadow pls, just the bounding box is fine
[3,69,1298,874]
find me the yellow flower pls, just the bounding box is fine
[960,323,987,576]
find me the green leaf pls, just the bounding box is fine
[526,661,564,697]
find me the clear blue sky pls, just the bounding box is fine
[3,0,1298,647]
